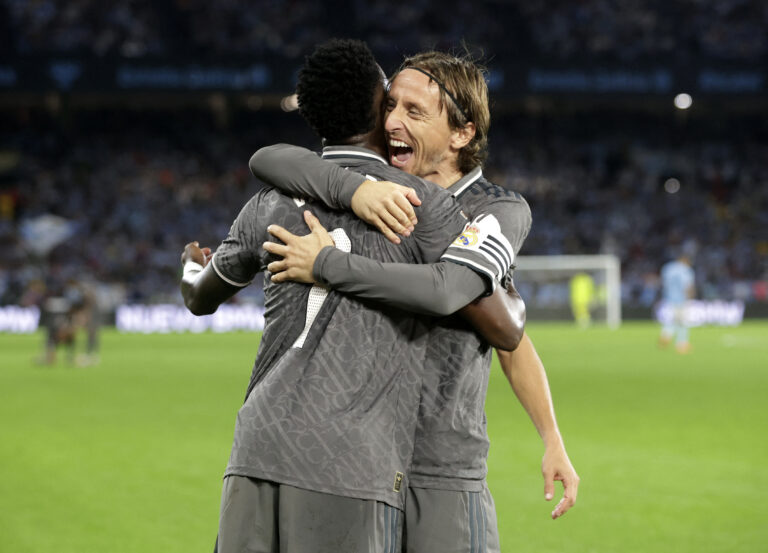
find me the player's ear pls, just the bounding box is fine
[450,122,475,150]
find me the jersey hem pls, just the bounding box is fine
[407,474,486,492]
[225,466,406,511]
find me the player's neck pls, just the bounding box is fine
[421,164,464,189]
[324,133,387,159]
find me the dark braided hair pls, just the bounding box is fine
[297,39,382,142]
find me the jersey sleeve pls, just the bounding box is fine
[440,197,532,290]
[314,249,486,316]
[401,177,470,264]
[311,174,485,316]
[249,144,366,209]
[210,189,273,287]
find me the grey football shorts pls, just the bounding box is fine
[215,475,402,553]
[404,484,500,553]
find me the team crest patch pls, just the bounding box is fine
[453,225,479,247]
[393,471,404,492]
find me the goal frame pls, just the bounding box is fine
[514,254,622,328]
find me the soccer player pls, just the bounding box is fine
[37,285,75,366]
[182,40,523,553]
[570,272,596,327]
[659,254,695,353]
[251,51,579,551]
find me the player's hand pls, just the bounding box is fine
[350,180,421,245]
[264,211,334,284]
[543,442,579,520]
[181,242,212,267]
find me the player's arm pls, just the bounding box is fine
[316,248,524,351]
[265,210,484,316]
[268,230,524,351]
[180,242,239,315]
[315,248,485,316]
[180,193,267,316]
[447,195,578,516]
[249,144,365,209]
[459,278,525,351]
[497,335,579,520]
[265,202,526,350]
[427,198,532,349]
[250,144,420,243]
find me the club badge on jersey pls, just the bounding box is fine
[442,213,516,285]
[453,225,480,247]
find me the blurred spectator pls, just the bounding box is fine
[3,0,765,61]
[5,0,166,57]
[0,109,765,311]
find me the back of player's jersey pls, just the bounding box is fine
[410,170,531,491]
[213,188,329,399]
[219,157,468,509]
[662,261,694,304]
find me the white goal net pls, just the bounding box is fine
[513,255,622,328]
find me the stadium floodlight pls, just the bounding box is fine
[674,93,692,110]
[280,94,298,112]
[664,177,681,193]
[514,255,622,328]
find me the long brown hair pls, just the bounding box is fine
[393,51,490,173]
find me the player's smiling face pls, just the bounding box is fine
[384,69,455,183]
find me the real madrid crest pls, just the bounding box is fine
[453,225,480,247]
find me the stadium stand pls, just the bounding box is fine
[2,0,766,60]
[1,110,765,313]
[0,0,765,320]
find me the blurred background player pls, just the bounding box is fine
[659,254,696,353]
[570,272,595,327]
[68,278,101,366]
[37,283,75,365]
[36,277,101,366]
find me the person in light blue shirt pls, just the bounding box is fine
[659,255,695,353]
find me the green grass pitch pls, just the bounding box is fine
[1,321,766,552]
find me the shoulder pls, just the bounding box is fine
[354,163,442,194]
[472,178,531,222]
[465,177,529,211]
[355,163,457,215]
[234,186,314,230]
[241,186,283,213]
[472,177,527,202]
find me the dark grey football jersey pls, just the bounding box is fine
[409,167,532,491]
[213,147,468,509]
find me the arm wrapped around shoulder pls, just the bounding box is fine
[249,144,365,208]
[459,278,526,351]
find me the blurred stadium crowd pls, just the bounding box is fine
[0,0,766,318]
[2,0,766,61]
[1,111,766,312]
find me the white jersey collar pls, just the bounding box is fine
[449,166,483,198]
[321,146,388,165]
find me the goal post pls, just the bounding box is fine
[513,255,622,328]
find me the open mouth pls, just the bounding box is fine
[388,138,413,168]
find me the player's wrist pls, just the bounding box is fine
[541,426,565,449]
[339,175,369,209]
[182,260,204,284]
[312,245,338,285]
